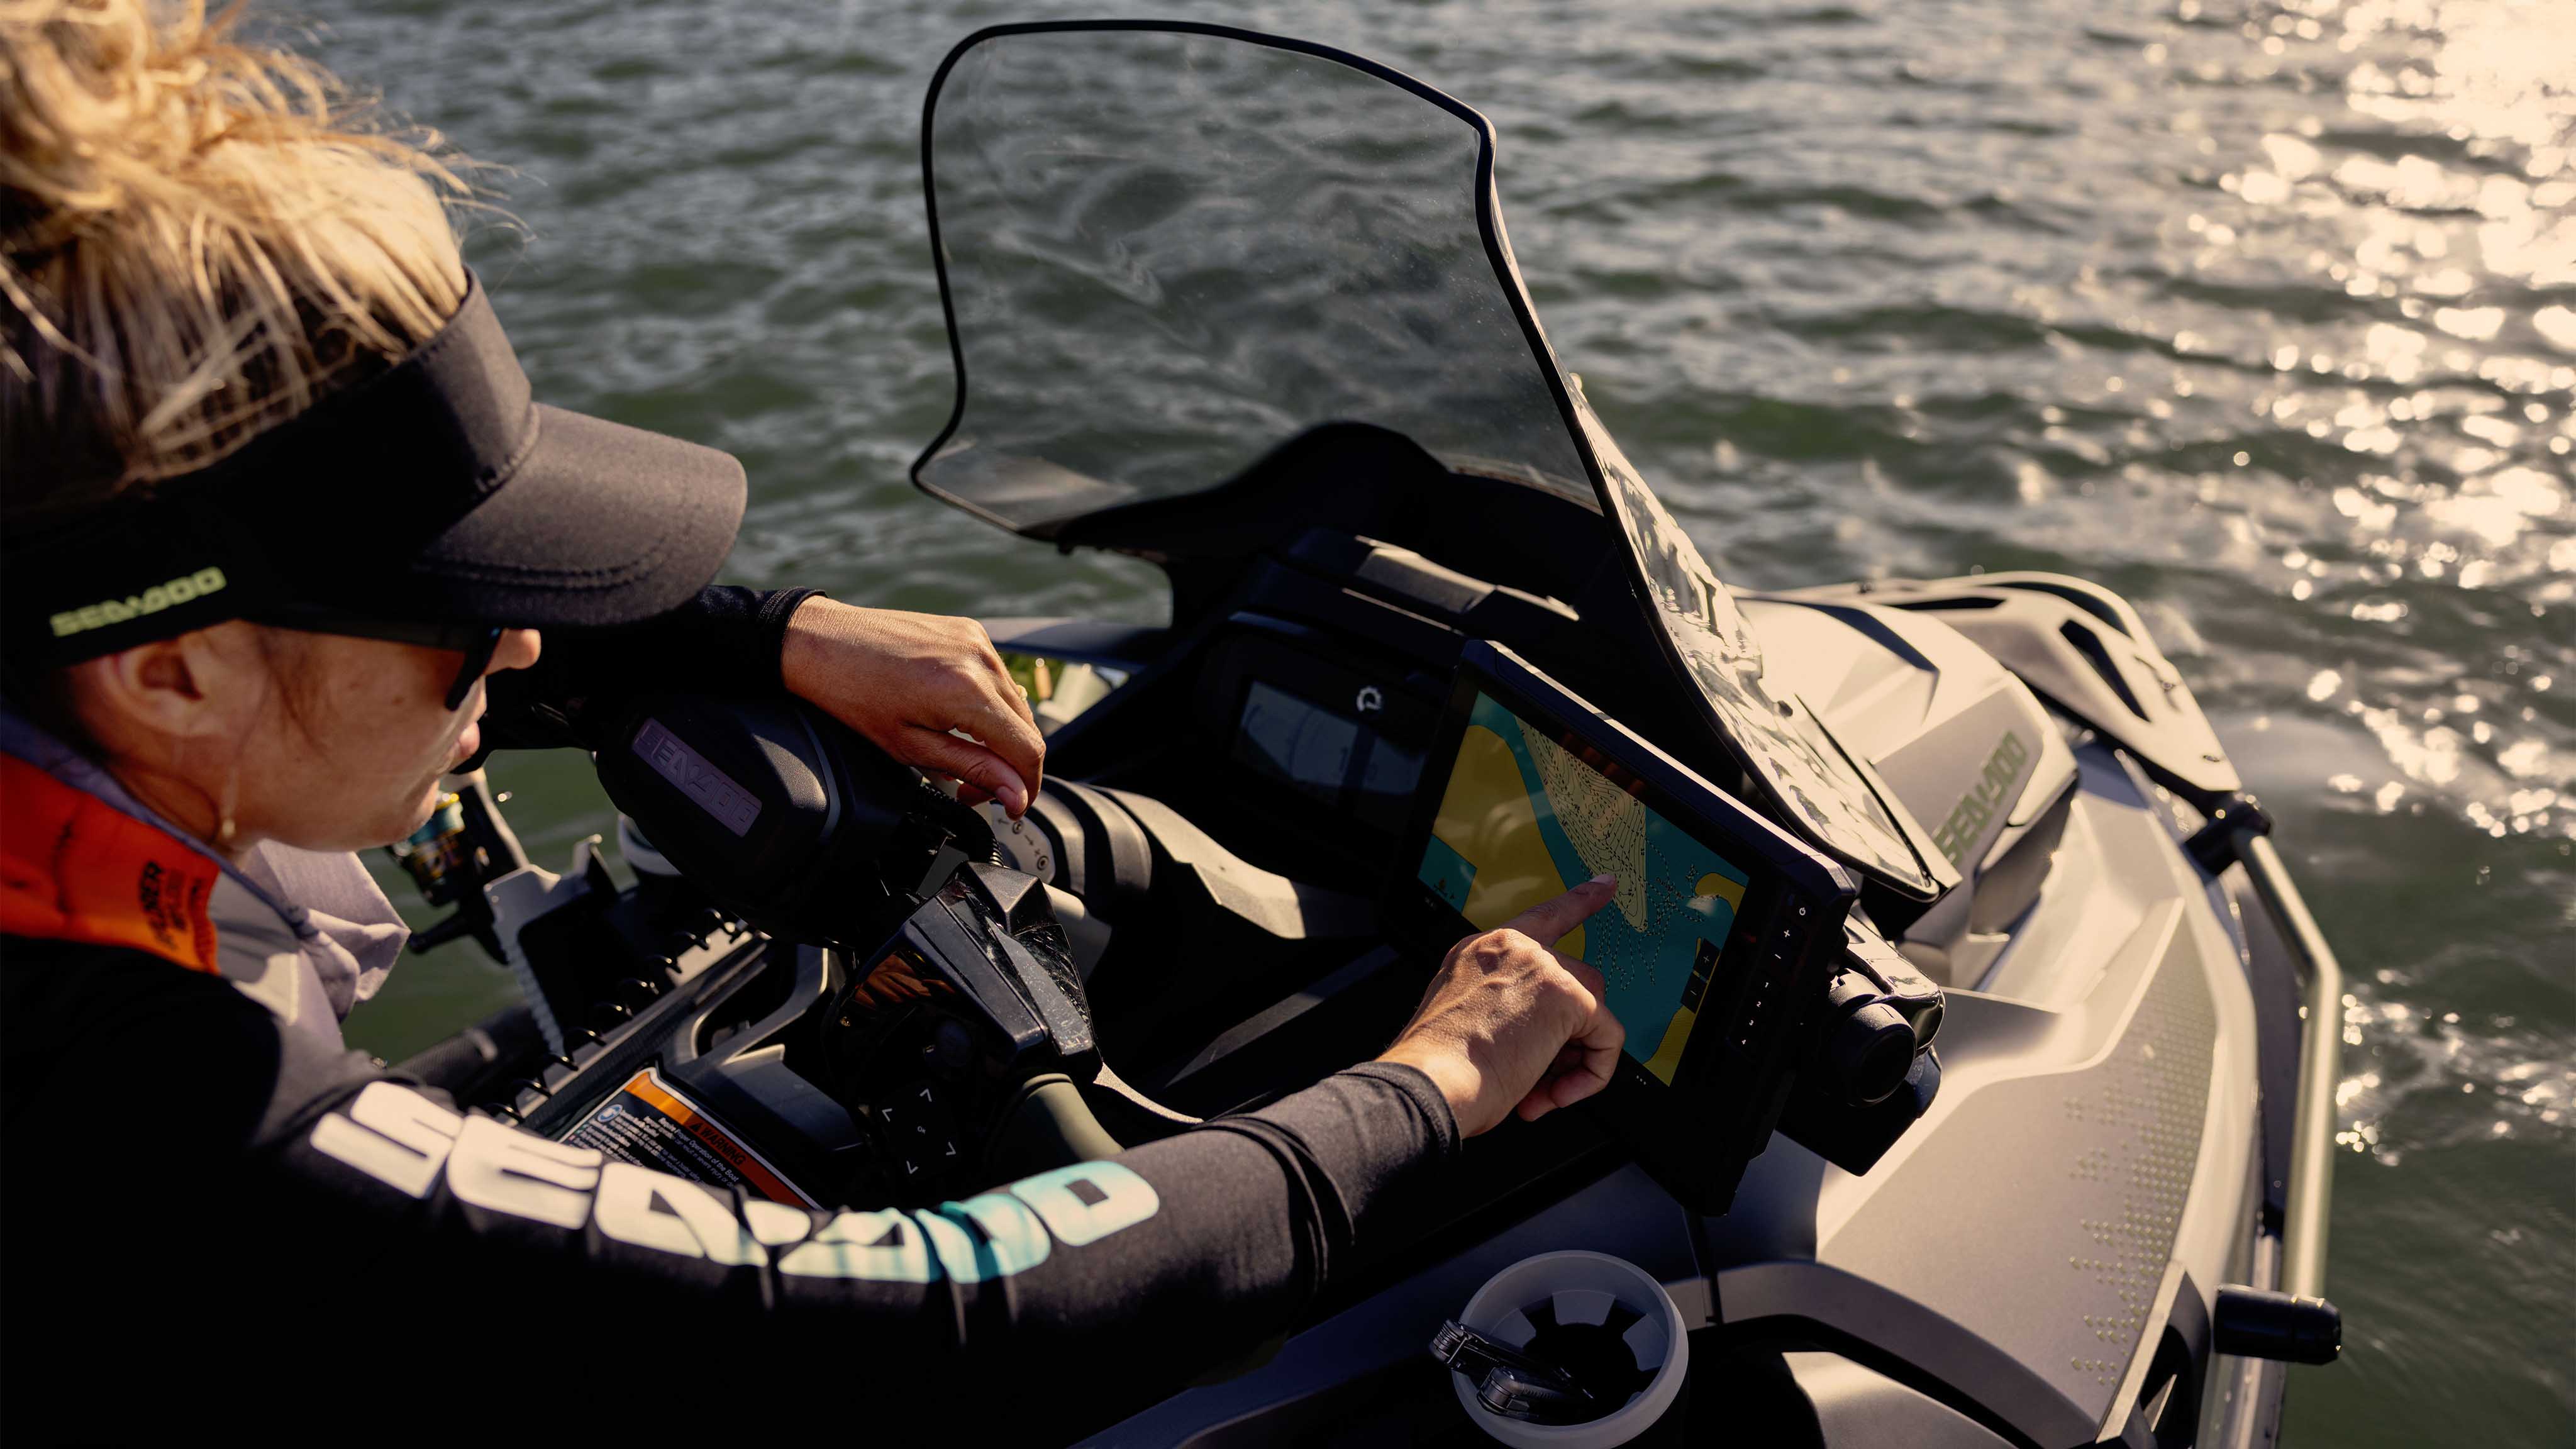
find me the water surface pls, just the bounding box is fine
[302,2,2573,1441]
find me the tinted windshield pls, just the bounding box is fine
[915,24,1934,896]
[916,27,1592,530]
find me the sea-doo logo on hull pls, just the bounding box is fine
[48,567,228,638]
[634,718,762,836]
[1932,731,2030,868]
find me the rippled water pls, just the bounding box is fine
[302,0,2573,1440]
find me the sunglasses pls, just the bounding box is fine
[255,611,507,711]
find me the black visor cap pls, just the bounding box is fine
[4,271,747,667]
[396,399,747,629]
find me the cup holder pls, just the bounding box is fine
[1445,1250,1689,1446]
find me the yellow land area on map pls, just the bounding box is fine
[1430,723,1587,958]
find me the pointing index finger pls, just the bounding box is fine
[1502,874,1618,947]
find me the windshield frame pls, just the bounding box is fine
[910,21,1941,899]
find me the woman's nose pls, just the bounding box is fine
[492,627,543,675]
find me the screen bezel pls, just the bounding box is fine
[1384,640,1858,1210]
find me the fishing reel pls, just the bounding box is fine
[384,772,531,962]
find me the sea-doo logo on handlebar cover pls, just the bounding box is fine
[635,718,762,836]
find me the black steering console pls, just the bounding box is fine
[490,694,1126,1207]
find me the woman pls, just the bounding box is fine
[0,3,1625,1436]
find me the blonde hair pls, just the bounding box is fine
[2,0,474,517]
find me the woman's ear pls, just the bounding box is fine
[69,623,265,749]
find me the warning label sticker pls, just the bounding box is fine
[561,1067,816,1206]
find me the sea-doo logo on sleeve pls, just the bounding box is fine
[310,1084,1159,1282]
[48,567,228,638]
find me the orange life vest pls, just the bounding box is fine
[0,753,225,974]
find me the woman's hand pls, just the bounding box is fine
[1377,877,1626,1138]
[778,597,1045,816]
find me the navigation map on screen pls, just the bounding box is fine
[1417,692,1752,1084]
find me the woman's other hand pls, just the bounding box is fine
[779,598,1045,816]
[1377,876,1627,1137]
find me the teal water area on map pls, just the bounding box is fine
[292,1,2573,1439]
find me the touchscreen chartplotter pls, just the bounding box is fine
[1416,682,1754,1088]
[1387,641,1858,1212]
